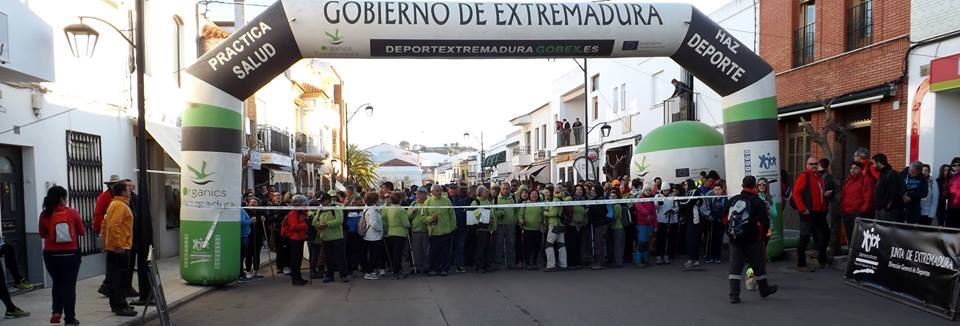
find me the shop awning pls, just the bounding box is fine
[530,163,551,184]
[145,120,182,167]
[482,151,507,167]
[267,167,295,185]
[777,84,894,118]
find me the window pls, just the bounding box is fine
[66,131,103,255]
[612,86,619,113]
[846,0,872,50]
[162,153,180,229]
[591,74,599,91]
[541,124,547,148]
[783,118,812,181]
[620,83,627,112]
[524,131,532,151]
[173,16,184,87]
[592,96,599,119]
[794,0,816,67]
[533,128,540,151]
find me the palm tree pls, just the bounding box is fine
[346,144,379,190]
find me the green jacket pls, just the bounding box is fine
[407,201,428,233]
[383,205,411,238]
[495,194,519,225]
[312,208,344,243]
[611,204,624,230]
[545,198,562,226]
[566,196,587,226]
[520,202,544,231]
[425,195,457,236]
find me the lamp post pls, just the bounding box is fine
[344,103,373,184]
[64,2,148,251]
[330,158,340,192]
[582,122,612,181]
[464,131,485,184]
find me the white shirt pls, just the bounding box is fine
[655,194,678,224]
[362,208,384,241]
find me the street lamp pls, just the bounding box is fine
[464,131,485,184]
[344,103,374,185]
[64,0,152,297]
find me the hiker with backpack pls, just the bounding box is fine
[792,156,829,272]
[519,189,545,270]
[494,182,520,270]
[678,178,706,269]
[38,186,83,324]
[281,195,310,286]
[425,184,457,276]
[633,187,657,266]
[840,162,875,245]
[586,184,610,270]
[344,197,365,276]
[566,185,587,269]
[543,188,568,272]
[359,192,385,280]
[726,176,779,304]
[313,193,349,283]
[471,186,497,273]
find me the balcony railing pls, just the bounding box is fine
[663,94,697,124]
[535,149,551,162]
[794,22,816,67]
[846,0,872,51]
[556,127,584,147]
[513,146,531,155]
[258,126,292,155]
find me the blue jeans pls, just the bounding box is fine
[452,227,467,269]
[635,225,653,263]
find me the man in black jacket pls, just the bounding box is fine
[901,161,929,224]
[873,154,906,222]
[725,176,778,304]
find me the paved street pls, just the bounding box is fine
[151,259,954,326]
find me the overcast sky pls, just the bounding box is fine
[206,0,729,149]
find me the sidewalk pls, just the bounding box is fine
[6,251,274,326]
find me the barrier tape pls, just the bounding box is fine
[239,195,726,211]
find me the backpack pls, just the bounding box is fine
[357,209,369,236]
[280,213,291,239]
[49,210,76,244]
[726,197,753,241]
[305,213,318,242]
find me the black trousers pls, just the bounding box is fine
[798,211,829,267]
[362,240,384,274]
[131,243,150,301]
[655,223,677,258]
[44,251,81,321]
[244,231,263,272]
[565,226,582,267]
[346,233,363,274]
[686,222,702,261]
[946,208,960,228]
[0,256,15,311]
[322,239,348,279]
[308,242,322,275]
[728,241,768,295]
[386,236,406,275]
[841,213,859,247]
[240,236,249,276]
[707,220,725,260]
[521,230,542,267]
[474,230,493,270]
[106,251,131,311]
[429,234,453,273]
[0,243,25,283]
[288,240,305,282]
[274,229,290,270]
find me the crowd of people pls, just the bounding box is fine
[788,148,960,272]
[242,166,785,303]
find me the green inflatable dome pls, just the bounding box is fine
[635,121,724,154]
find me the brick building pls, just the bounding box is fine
[759,0,910,180]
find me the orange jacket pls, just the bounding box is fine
[103,196,133,251]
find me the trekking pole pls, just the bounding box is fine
[407,234,417,274]
[262,218,276,278]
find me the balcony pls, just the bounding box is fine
[511,146,532,166]
[257,126,292,155]
[556,127,584,149]
[534,149,551,162]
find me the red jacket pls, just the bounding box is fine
[948,173,960,210]
[792,169,827,213]
[861,159,880,180]
[92,189,112,234]
[633,195,657,226]
[39,205,85,252]
[281,210,308,241]
[840,173,875,214]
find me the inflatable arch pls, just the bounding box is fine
[180,0,780,284]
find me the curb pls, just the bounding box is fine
[118,284,218,326]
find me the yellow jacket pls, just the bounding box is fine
[103,196,133,251]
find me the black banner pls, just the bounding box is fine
[669,8,771,97]
[370,39,614,57]
[186,1,302,100]
[845,218,960,319]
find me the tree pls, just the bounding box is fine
[798,97,847,174]
[346,144,379,190]
[399,141,411,150]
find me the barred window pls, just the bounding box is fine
[846,0,873,50]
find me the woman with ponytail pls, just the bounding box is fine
[38,186,84,325]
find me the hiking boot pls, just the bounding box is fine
[363,273,381,280]
[543,267,557,272]
[65,318,80,326]
[683,260,701,269]
[97,284,110,297]
[292,278,308,286]
[14,280,36,291]
[4,308,29,319]
[282,267,291,275]
[456,267,466,273]
[51,312,62,324]
[729,295,741,304]
[664,257,672,264]
[125,288,140,298]
[759,282,779,298]
[113,307,137,317]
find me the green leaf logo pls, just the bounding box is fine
[187,160,215,185]
[325,29,344,45]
